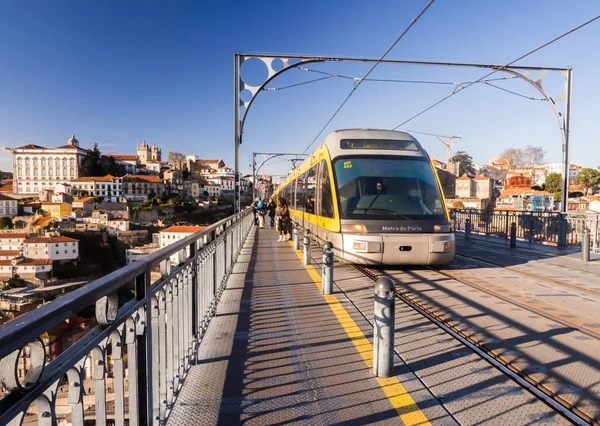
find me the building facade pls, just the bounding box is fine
[122,174,164,200]
[23,236,79,262]
[159,225,205,265]
[0,194,18,217]
[71,175,123,202]
[7,135,87,195]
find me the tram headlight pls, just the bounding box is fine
[341,223,367,234]
[433,224,451,232]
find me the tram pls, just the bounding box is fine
[273,129,455,265]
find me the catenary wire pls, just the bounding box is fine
[300,0,436,156]
[392,13,600,129]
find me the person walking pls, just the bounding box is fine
[276,198,291,242]
[251,197,259,226]
[256,197,266,229]
[267,197,276,228]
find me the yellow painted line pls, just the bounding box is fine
[288,241,431,426]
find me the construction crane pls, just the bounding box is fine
[406,130,461,167]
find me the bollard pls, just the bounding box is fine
[465,218,471,240]
[303,231,311,265]
[293,222,299,250]
[582,228,591,262]
[373,277,395,378]
[510,222,517,249]
[322,242,334,294]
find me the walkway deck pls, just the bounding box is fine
[167,227,452,425]
[167,227,599,425]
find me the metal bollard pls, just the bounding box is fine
[303,231,311,265]
[293,222,299,250]
[373,277,395,378]
[465,218,471,240]
[510,222,517,249]
[322,242,334,294]
[582,228,591,262]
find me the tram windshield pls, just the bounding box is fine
[333,156,446,220]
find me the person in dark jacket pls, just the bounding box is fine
[276,198,291,242]
[267,197,276,228]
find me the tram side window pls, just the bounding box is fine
[318,160,335,218]
[305,165,317,214]
[297,173,307,212]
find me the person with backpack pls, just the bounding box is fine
[276,197,291,241]
[256,197,266,229]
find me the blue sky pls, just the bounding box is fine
[1,1,599,179]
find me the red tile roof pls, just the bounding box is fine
[123,174,161,183]
[72,175,120,182]
[0,184,13,192]
[0,233,29,239]
[55,145,83,150]
[25,236,78,244]
[111,154,138,161]
[14,144,47,150]
[0,250,20,256]
[160,225,206,234]
[17,258,53,266]
[74,196,95,203]
[0,193,15,201]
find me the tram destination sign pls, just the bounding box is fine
[340,139,418,151]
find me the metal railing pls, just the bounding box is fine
[450,209,600,249]
[0,208,254,426]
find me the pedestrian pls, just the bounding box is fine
[256,197,266,229]
[251,197,259,225]
[267,197,276,228]
[276,197,291,242]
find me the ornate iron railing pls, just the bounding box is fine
[450,209,600,250]
[0,208,254,426]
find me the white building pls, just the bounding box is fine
[159,225,205,265]
[0,194,18,218]
[208,176,234,192]
[23,236,79,262]
[0,233,28,251]
[126,243,160,264]
[5,135,88,195]
[71,175,123,202]
[136,141,161,165]
[108,155,139,174]
[0,258,52,279]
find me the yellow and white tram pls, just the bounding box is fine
[274,129,455,265]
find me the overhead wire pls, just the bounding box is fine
[392,12,600,129]
[300,0,436,155]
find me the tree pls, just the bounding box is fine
[0,217,13,229]
[182,164,190,180]
[450,151,474,177]
[81,143,103,176]
[168,151,186,171]
[575,168,600,195]
[499,148,523,170]
[545,172,562,200]
[523,146,546,184]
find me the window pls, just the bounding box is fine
[333,156,446,220]
[318,160,335,218]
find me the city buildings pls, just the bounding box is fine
[71,175,123,202]
[159,225,205,265]
[122,174,164,200]
[5,135,87,195]
[23,236,79,262]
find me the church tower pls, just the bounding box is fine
[151,143,161,161]
[137,140,151,164]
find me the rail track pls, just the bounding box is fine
[348,262,598,426]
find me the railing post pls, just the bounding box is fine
[510,222,517,249]
[293,222,299,250]
[505,211,509,239]
[582,228,591,262]
[465,218,471,240]
[529,212,534,243]
[594,215,599,253]
[558,214,567,248]
[373,277,395,378]
[134,270,150,426]
[322,242,334,295]
[303,230,311,265]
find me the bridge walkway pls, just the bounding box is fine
[167,226,452,425]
